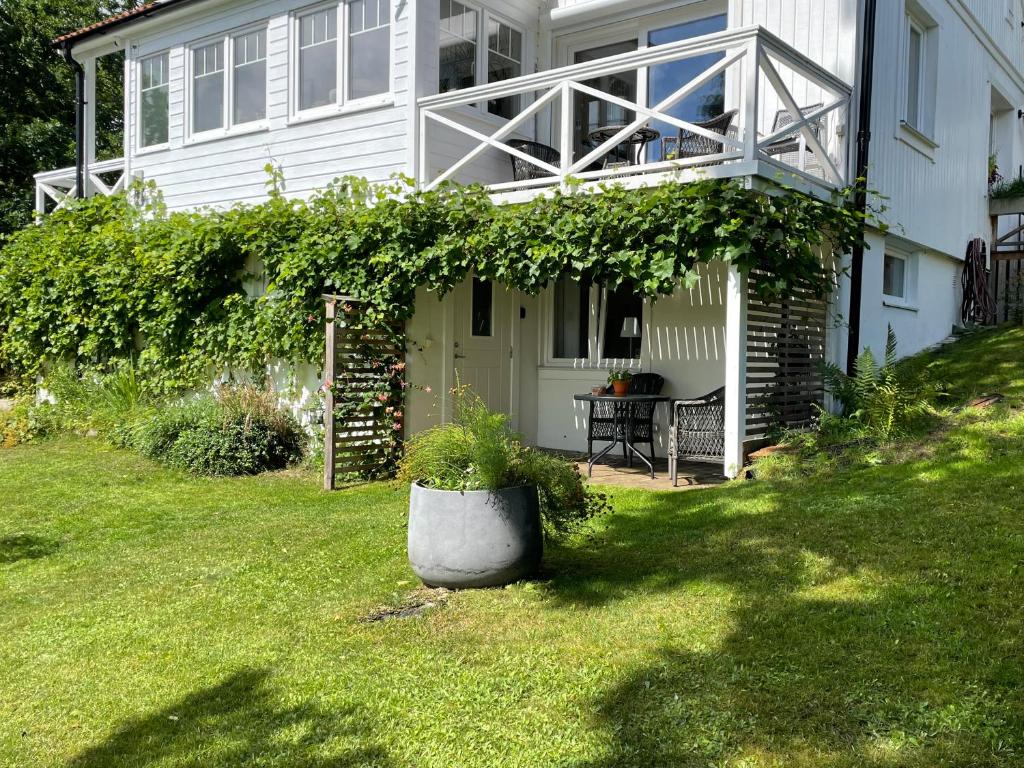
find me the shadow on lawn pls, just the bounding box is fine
[552,426,1024,765]
[0,533,60,564]
[69,669,394,768]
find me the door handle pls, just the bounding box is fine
[454,353,467,359]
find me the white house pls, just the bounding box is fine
[38,0,1024,477]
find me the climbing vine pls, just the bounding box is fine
[0,174,868,392]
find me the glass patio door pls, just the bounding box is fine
[572,40,637,166]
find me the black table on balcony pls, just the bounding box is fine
[574,393,670,479]
[586,125,661,167]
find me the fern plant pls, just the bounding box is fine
[821,326,932,440]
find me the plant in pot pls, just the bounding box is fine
[398,388,610,589]
[607,369,633,397]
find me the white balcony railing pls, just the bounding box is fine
[34,157,127,217]
[416,26,852,199]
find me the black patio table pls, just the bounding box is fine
[586,125,661,166]
[574,393,670,479]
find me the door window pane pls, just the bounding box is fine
[439,0,477,93]
[299,8,338,111]
[139,53,169,147]
[471,277,493,337]
[573,41,637,164]
[233,30,266,124]
[647,15,728,161]
[906,25,923,128]
[602,282,643,359]
[487,19,522,118]
[349,0,391,99]
[192,41,225,133]
[552,276,590,359]
[883,255,906,298]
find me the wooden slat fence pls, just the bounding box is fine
[323,295,405,490]
[746,277,828,439]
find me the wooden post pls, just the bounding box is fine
[323,297,337,491]
[724,265,748,478]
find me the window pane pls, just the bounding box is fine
[233,30,266,124]
[471,277,493,337]
[299,9,338,110]
[884,255,906,298]
[487,20,521,118]
[139,53,169,147]
[439,0,477,93]
[906,26,922,128]
[647,15,728,161]
[602,282,643,359]
[348,0,390,99]
[552,276,590,359]
[192,42,225,133]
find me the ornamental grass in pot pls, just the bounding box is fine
[398,388,610,589]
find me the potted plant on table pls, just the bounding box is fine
[399,388,610,589]
[607,369,633,397]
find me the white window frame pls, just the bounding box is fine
[438,0,527,122]
[289,0,395,123]
[882,248,919,310]
[543,281,647,369]
[136,50,171,153]
[897,0,939,156]
[184,24,270,144]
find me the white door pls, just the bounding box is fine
[453,277,514,416]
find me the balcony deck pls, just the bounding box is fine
[416,25,852,204]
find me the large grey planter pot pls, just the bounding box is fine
[408,483,543,589]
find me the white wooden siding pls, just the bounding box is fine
[125,0,413,210]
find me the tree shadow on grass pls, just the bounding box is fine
[0,533,59,564]
[69,669,394,768]
[550,425,1024,764]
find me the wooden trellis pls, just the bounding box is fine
[323,295,405,490]
[745,278,828,439]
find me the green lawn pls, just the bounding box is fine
[2,329,1024,767]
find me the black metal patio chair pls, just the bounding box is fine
[669,386,726,486]
[662,110,737,163]
[505,140,560,181]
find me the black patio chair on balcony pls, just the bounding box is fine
[587,373,665,465]
[669,387,726,486]
[505,140,560,182]
[662,110,737,163]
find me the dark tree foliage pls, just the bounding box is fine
[0,0,141,235]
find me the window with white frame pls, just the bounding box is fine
[192,41,226,134]
[901,2,937,139]
[549,277,644,363]
[233,29,267,125]
[186,29,268,138]
[298,7,339,110]
[883,253,907,299]
[348,0,391,100]
[295,1,391,115]
[139,52,170,148]
[438,0,525,119]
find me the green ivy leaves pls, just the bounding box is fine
[0,176,866,393]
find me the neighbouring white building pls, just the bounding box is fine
[38,0,1024,477]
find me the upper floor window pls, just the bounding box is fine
[295,1,391,116]
[439,0,525,119]
[900,2,938,142]
[139,52,170,148]
[188,28,268,138]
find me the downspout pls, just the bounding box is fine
[846,0,877,374]
[59,42,87,199]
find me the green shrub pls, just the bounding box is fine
[821,326,937,441]
[131,386,303,476]
[399,388,609,538]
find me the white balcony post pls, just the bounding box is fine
[559,81,573,189]
[741,36,761,166]
[724,264,748,478]
[35,183,46,221]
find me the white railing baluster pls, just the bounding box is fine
[559,81,573,188]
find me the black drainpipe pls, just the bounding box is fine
[846,0,877,374]
[59,43,87,199]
